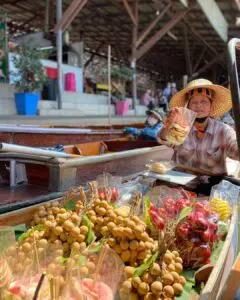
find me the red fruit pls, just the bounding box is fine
[204,258,211,264]
[149,202,157,212]
[194,202,205,211]
[209,222,218,231]
[187,213,194,223]
[9,286,21,295]
[202,230,211,242]
[156,217,165,230]
[158,207,167,215]
[202,247,211,258]
[177,225,189,238]
[196,217,208,230]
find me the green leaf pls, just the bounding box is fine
[17,224,45,242]
[75,254,87,267]
[210,240,224,264]
[133,251,159,277]
[144,197,151,209]
[82,215,96,245]
[60,257,69,265]
[64,199,77,211]
[177,206,193,224]
[87,239,106,254]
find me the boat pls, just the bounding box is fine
[0,123,144,147]
[0,139,173,197]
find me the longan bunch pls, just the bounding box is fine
[119,263,162,300]
[31,201,61,226]
[86,200,156,264]
[119,250,186,300]
[6,229,47,274]
[43,207,89,256]
[160,250,186,299]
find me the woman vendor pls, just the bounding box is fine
[158,79,238,193]
[124,108,163,141]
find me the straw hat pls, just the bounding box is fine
[146,108,163,122]
[169,78,232,118]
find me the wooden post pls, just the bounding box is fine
[108,45,111,125]
[183,24,192,76]
[49,166,77,192]
[56,0,63,110]
[131,0,138,115]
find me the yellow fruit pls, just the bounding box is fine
[122,280,132,293]
[150,263,161,276]
[121,250,131,262]
[179,276,186,286]
[162,273,174,286]
[175,263,183,274]
[163,253,172,265]
[163,285,174,298]
[175,257,183,264]
[120,240,129,250]
[124,266,135,278]
[138,282,149,295]
[132,277,142,289]
[171,271,180,283]
[167,263,175,272]
[130,240,139,250]
[141,273,154,285]
[173,283,183,295]
[151,281,163,295]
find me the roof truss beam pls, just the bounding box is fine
[53,0,88,33]
[122,0,137,25]
[136,2,171,48]
[135,9,188,61]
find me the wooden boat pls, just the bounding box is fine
[0,187,238,300]
[0,139,173,195]
[0,123,144,147]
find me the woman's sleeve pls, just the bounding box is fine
[225,125,239,160]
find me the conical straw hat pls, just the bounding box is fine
[170,78,232,118]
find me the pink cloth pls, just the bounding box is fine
[65,72,76,92]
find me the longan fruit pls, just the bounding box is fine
[175,263,183,274]
[108,237,116,247]
[139,232,149,242]
[124,266,135,278]
[107,222,116,231]
[172,283,183,295]
[80,226,88,235]
[71,227,81,237]
[122,280,132,293]
[47,263,57,274]
[163,253,172,265]
[130,250,138,261]
[63,220,74,232]
[141,273,154,285]
[79,242,87,251]
[120,240,129,250]
[79,266,89,276]
[171,271,180,283]
[54,226,63,236]
[163,285,174,298]
[145,242,153,250]
[15,262,23,273]
[87,261,95,273]
[18,251,25,262]
[52,207,60,215]
[175,257,183,264]
[129,240,139,250]
[172,250,179,258]
[62,242,70,253]
[121,250,131,262]
[138,282,150,295]
[138,241,146,251]
[124,227,134,239]
[22,242,31,252]
[150,263,161,276]
[162,273,174,286]
[135,225,144,233]
[138,251,148,261]
[77,234,85,243]
[132,277,142,289]
[60,232,67,242]
[100,226,110,237]
[72,242,80,252]
[151,281,163,295]
[87,210,96,217]
[114,245,122,254]
[98,207,107,216]
[59,208,67,214]
[71,214,80,224]
[167,264,176,272]
[96,217,104,225]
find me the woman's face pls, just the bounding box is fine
[188,95,211,118]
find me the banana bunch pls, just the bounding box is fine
[210,197,231,221]
[149,162,168,174]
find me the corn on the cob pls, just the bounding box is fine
[210,197,231,221]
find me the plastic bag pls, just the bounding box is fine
[209,180,239,221]
[176,201,219,268]
[61,245,124,300]
[164,107,197,145]
[96,173,122,203]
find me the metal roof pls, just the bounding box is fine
[1,0,240,80]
